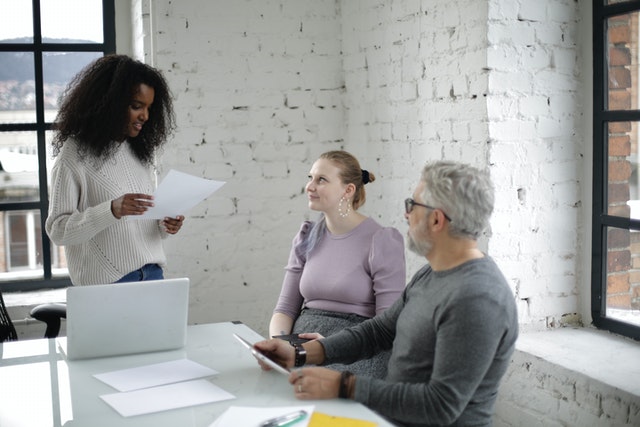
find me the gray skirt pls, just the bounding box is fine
[292,308,389,379]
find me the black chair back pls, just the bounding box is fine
[0,292,18,342]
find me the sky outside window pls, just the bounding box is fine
[0,0,103,42]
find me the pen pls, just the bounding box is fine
[258,409,308,427]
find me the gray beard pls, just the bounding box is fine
[407,231,432,257]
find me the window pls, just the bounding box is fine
[593,0,640,340]
[6,210,41,270]
[0,0,115,291]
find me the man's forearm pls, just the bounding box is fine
[301,339,325,365]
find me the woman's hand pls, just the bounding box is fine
[162,215,185,234]
[111,193,154,219]
[298,332,324,340]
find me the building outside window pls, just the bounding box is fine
[0,0,114,291]
[593,0,640,340]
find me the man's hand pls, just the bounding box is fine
[254,338,296,370]
[288,367,342,400]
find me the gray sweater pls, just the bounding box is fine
[322,256,518,427]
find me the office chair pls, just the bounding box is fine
[0,291,18,342]
[30,303,66,339]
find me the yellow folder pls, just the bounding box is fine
[309,411,377,427]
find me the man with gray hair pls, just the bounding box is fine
[256,160,518,427]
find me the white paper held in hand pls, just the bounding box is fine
[135,169,225,220]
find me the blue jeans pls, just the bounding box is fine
[115,263,164,283]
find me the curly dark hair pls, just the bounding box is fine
[52,54,175,164]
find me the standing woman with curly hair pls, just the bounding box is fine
[46,54,184,286]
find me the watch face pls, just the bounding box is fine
[294,344,307,367]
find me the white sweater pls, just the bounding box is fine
[45,139,167,285]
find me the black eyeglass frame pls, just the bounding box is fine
[404,198,452,222]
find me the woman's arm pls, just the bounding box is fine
[269,312,295,338]
[270,221,312,334]
[45,160,119,246]
[370,227,406,314]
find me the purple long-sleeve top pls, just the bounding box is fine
[273,218,406,319]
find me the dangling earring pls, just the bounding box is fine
[338,197,352,218]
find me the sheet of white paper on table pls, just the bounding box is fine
[209,405,315,427]
[94,359,218,392]
[136,169,225,219]
[100,378,235,417]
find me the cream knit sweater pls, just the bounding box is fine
[46,138,167,285]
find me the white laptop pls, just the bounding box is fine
[61,277,190,360]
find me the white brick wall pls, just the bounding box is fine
[147,0,345,331]
[487,0,584,332]
[496,350,632,427]
[341,0,493,277]
[142,0,587,335]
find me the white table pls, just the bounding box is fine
[0,321,396,427]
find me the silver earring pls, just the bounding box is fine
[338,197,352,218]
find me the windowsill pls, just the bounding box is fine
[516,326,640,397]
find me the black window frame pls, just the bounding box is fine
[0,0,115,292]
[593,0,640,341]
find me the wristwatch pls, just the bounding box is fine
[293,343,307,367]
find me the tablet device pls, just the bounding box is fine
[233,333,290,375]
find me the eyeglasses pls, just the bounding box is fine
[404,198,452,222]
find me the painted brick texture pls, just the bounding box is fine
[495,350,640,427]
[486,0,584,332]
[145,0,585,335]
[149,0,345,328]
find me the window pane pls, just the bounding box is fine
[0,132,39,204]
[0,52,36,124]
[51,241,68,277]
[605,226,640,326]
[0,210,44,281]
[43,51,103,123]
[607,11,640,111]
[41,0,104,43]
[607,121,640,218]
[0,1,33,43]
[8,212,30,267]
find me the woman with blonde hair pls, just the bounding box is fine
[269,150,405,378]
